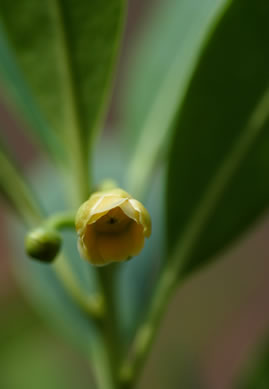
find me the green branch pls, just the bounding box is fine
[97,264,122,388]
[53,254,105,320]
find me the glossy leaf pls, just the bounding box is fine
[121,0,228,196]
[166,0,269,277]
[0,28,65,162]
[0,0,126,149]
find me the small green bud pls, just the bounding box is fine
[25,227,62,263]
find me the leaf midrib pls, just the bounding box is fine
[50,0,89,203]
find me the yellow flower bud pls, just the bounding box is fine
[75,188,151,266]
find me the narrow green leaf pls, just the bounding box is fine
[0,0,126,202]
[122,0,229,196]
[166,0,269,277]
[0,139,43,225]
[0,27,65,163]
[0,0,126,145]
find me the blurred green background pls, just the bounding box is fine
[1,0,269,388]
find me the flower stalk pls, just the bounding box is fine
[119,266,177,387]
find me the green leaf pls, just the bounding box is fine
[166,0,269,277]
[0,27,65,162]
[0,0,126,186]
[121,0,228,196]
[0,139,43,225]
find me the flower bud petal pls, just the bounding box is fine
[129,199,152,237]
[75,188,151,265]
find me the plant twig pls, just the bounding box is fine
[44,210,76,229]
[119,267,176,387]
[53,254,105,320]
[97,264,122,387]
[90,324,120,389]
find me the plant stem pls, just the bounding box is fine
[1,147,97,320]
[53,254,105,320]
[97,264,122,387]
[119,266,177,387]
[90,324,119,389]
[39,211,105,319]
[44,210,76,230]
